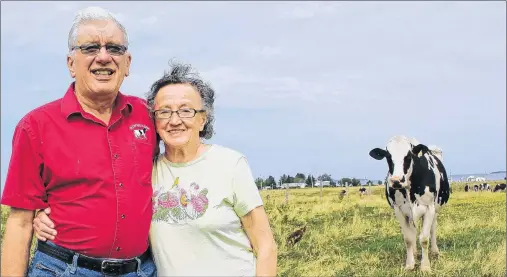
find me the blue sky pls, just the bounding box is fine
[1,1,505,191]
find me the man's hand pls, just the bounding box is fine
[33,207,57,241]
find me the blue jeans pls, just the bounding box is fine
[27,241,157,277]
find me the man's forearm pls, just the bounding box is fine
[1,210,35,277]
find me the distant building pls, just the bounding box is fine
[466,176,486,182]
[314,181,331,187]
[281,182,306,189]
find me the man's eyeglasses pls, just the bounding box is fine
[154,108,205,119]
[72,43,128,56]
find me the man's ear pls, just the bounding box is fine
[369,148,389,160]
[67,55,76,78]
[125,53,132,77]
[412,144,429,157]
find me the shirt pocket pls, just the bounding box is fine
[132,140,155,186]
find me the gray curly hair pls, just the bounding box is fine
[146,61,216,140]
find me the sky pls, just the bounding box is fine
[1,1,506,191]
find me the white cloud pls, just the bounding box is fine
[278,2,341,19]
[200,66,260,89]
[240,44,298,60]
[139,15,158,26]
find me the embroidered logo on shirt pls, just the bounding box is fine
[152,177,209,223]
[130,124,150,140]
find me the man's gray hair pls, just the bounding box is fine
[146,61,216,140]
[68,6,129,53]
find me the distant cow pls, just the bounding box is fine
[473,185,479,192]
[464,184,469,192]
[493,183,506,192]
[359,187,367,195]
[338,190,347,200]
[370,135,450,272]
[479,183,490,191]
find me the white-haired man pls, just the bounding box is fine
[1,7,157,277]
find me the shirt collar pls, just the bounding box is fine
[61,82,132,119]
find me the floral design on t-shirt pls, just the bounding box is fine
[152,177,209,223]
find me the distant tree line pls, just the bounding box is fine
[254,173,383,189]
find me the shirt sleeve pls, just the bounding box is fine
[232,157,264,217]
[1,118,47,210]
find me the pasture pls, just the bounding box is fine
[261,182,506,277]
[1,181,506,277]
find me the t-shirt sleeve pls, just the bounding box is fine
[1,118,47,210]
[232,157,264,217]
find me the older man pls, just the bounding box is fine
[1,7,157,277]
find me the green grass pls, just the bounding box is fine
[260,181,506,277]
[2,181,506,276]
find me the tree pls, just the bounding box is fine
[305,175,316,186]
[294,173,305,183]
[280,174,288,184]
[318,173,332,182]
[377,180,382,185]
[351,178,360,186]
[255,177,264,189]
[316,173,336,186]
[295,173,306,180]
[341,177,352,186]
[265,176,276,188]
[286,175,295,183]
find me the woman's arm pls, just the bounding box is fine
[241,206,278,277]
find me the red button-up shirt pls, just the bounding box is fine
[1,83,156,259]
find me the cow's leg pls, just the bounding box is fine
[394,206,416,270]
[419,205,436,272]
[430,214,440,255]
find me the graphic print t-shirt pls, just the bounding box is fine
[149,144,264,277]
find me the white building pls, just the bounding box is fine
[280,182,307,189]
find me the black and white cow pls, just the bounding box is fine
[464,184,469,192]
[473,185,479,192]
[479,183,490,191]
[369,135,450,272]
[493,183,506,192]
[359,187,367,195]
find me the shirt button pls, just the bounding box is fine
[116,247,121,251]
[114,154,119,159]
[119,183,123,188]
[121,214,125,219]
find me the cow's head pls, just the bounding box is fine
[369,136,429,189]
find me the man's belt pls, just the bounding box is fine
[36,240,150,276]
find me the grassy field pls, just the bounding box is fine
[1,181,506,277]
[262,181,506,277]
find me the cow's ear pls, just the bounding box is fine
[412,144,429,157]
[369,148,388,160]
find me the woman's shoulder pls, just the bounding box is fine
[208,144,247,162]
